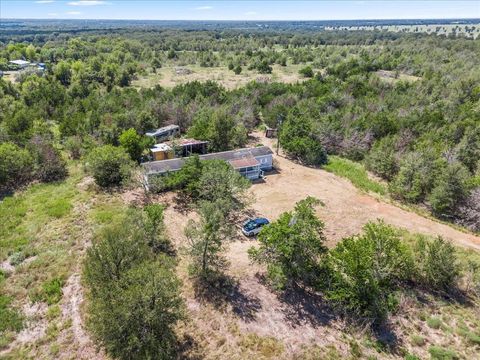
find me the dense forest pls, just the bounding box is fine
[1,22,480,360]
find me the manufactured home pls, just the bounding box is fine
[143,146,273,187]
[146,125,180,143]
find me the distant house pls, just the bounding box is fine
[143,146,273,186]
[145,125,180,143]
[9,59,30,69]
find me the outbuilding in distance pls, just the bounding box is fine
[145,125,180,143]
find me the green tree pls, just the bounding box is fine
[280,112,327,166]
[185,200,233,278]
[456,127,480,173]
[365,136,398,180]
[389,152,437,203]
[198,160,250,218]
[188,108,247,152]
[429,162,470,218]
[84,217,183,360]
[0,142,34,192]
[249,197,327,289]
[25,44,36,61]
[326,221,413,322]
[54,61,72,86]
[86,145,133,188]
[233,65,242,75]
[142,204,172,254]
[119,128,144,162]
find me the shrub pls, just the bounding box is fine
[410,334,426,347]
[29,137,68,183]
[197,160,250,217]
[86,145,133,188]
[426,317,443,329]
[0,142,34,192]
[414,237,459,292]
[142,204,171,254]
[0,295,23,333]
[256,60,272,74]
[41,277,64,305]
[428,346,458,360]
[299,66,314,78]
[249,197,327,289]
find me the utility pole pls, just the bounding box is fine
[276,115,283,155]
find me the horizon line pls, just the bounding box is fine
[3,17,480,21]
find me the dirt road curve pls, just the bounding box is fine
[251,133,480,251]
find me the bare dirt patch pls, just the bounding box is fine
[252,132,480,250]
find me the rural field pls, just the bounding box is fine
[132,64,312,90]
[1,8,480,360]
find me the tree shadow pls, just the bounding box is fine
[278,284,335,328]
[193,273,262,322]
[172,191,195,215]
[175,333,203,360]
[256,274,403,352]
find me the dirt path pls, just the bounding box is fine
[252,132,480,250]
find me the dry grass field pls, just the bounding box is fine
[132,64,313,90]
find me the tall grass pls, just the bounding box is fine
[323,156,386,195]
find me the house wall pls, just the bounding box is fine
[255,154,273,171]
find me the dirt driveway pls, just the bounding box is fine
[251,133,480,250]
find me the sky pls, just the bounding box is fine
[1,1,479,21]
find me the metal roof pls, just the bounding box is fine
[145,124,180,137]
[9,60,30,65]
[166,138,208,147]
[143,146,273,175]
[151,143,173,152]
[229,155,259,169]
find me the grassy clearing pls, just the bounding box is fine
[323,155,386,195]
[0,162,130,356]
[132,63,312,90]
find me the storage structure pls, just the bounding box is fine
[150,143,174,161]
[265,126,278,138]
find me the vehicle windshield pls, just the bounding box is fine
[244,221,257,231]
